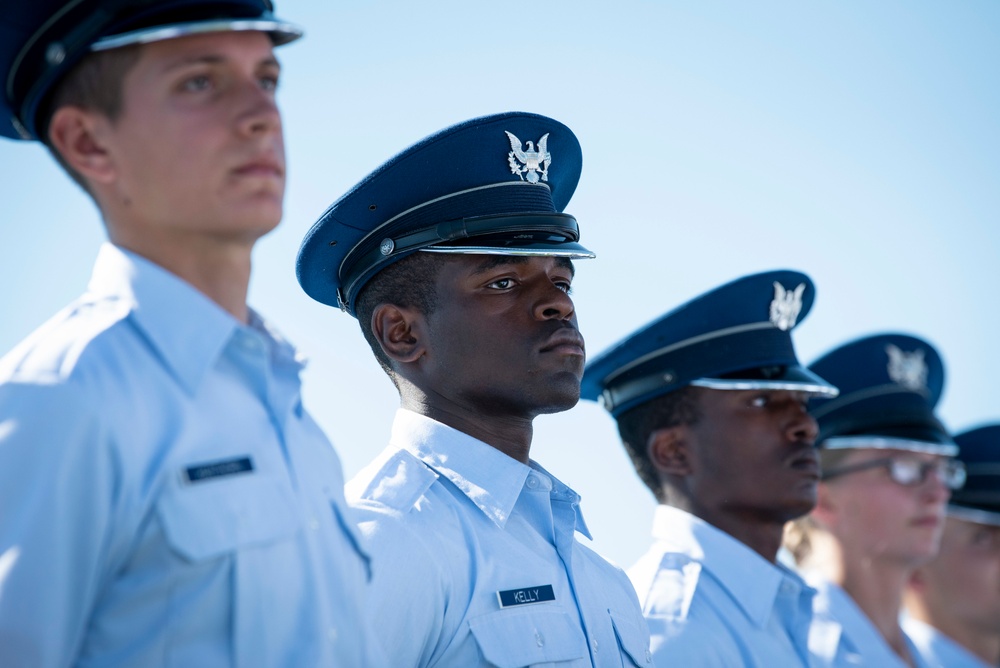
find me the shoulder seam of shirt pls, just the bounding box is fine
[349,448,439,512]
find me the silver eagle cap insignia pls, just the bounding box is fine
[769,282,805,331]
[505,131,551,184]
[886,344,928,391]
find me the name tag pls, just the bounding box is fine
[497,585,555,608]
[184,456,254,483]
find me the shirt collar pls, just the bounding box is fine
[390,409,590,536]
[85,243,243,394]
[651,505,809,628]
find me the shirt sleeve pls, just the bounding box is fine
[0,379,118,667]
[351,501,451,667]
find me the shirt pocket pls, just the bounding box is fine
[610,608,653,667]
[157,473,301,561]
[469,607,588,667]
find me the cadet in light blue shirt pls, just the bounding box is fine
[789,334,962,668]
[903,424,1000,668]
[296,112,652,667]
[580,271,841,667]
[0,3,378,665]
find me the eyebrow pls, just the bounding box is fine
[160,53,281,74]
[470,256,576,277]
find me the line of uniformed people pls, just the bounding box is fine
[0,2,997,667]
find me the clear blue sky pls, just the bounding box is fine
[2,1,998,567]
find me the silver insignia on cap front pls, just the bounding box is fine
[505,131,550,183]
[769,282,805,331]
[886,344,928,391]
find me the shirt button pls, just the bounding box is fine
[592,639,599,652]
[646,649,653,663]
[309,518,320,531]
[526,476,538,489]
[327,627,338,642]
[534,629,544,647]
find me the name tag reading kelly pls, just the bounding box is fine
[497,585,556,608]
[184,456,254,483]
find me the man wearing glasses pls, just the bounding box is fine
[581,270,840,667]
[786,333,964,668]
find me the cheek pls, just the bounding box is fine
[840,487,910,538]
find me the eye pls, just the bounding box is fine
[887,459,923,485]
[486,277,515,290]
[749,395,769,408]
[259,74,279,92]
[554,279,572,294]
[181,74,212,92]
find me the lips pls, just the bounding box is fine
[233,154,284,178]
[911,514,944,528]
[540,327,585,356]
[788,447,820,477]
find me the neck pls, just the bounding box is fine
[834,554,914,666]
[676,498,785,562]
[109,226,253,322]
[399,389,534,464]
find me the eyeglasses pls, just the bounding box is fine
[821,456,967,490]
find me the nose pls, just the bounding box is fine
[236,79,281,138]
[532,280,575,322]
[786,402,819,445]
[920,465,952,503]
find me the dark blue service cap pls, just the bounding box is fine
[949,425,1000,526]
[1,0,301,141]
[296,111,593,317]
[808,333,957,456]
[581,270,838,418]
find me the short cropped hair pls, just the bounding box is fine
[354,252,449,385]
[614,386,702,503]
[42,45,142,193]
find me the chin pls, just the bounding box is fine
[532,386,582,416]
[776,497,817,523]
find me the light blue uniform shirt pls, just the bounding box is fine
[0,244,379,667]
[807,578,929,668]
[628,505,818,667]
[346,409,652,667]
[902,616,992,668]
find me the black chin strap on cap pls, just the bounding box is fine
[337,212,583,311]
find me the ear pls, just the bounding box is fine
[371,303,425,365]
[47,106,117,186]
[647,425,693,476]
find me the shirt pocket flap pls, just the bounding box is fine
[610,608,653,666]
[469,607,587,667]
[158,474,301,561]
